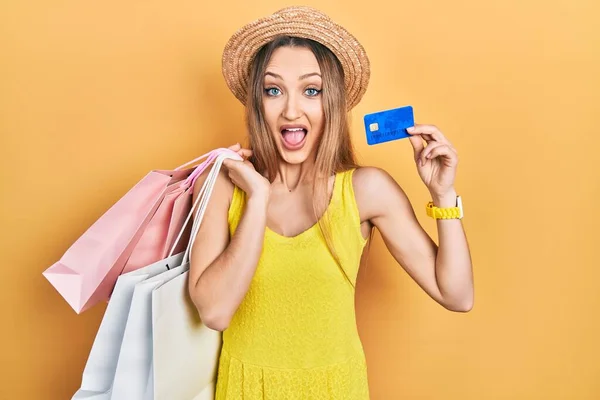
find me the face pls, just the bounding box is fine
[262,46,324,165]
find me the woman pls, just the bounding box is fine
[189,6,474,399]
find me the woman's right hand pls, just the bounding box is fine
[223,143,271,200]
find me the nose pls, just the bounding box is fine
[282,93,302,121]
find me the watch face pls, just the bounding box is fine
[457,196,464,218]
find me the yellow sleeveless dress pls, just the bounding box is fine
[215,168,369,399]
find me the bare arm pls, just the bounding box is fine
[354,167,474,312]
[188,165,269,331]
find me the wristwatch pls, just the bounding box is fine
[426,196,463,220]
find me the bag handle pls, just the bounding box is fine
[183,148,228,187]
[172,148,235,191]
[167,150,241,262]
[183,152,237,264]
[174,147,234,173]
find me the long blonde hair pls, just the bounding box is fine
[246,36,361,285]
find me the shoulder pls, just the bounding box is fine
[192,165,235,208]
[352,166,411,221]
[352,166,393,189]
[352,166,402,198]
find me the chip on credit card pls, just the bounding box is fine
[364,105,414,145]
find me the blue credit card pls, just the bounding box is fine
[364,105,414,145]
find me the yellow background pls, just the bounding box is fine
[1,0,598,398]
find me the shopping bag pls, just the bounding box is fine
[161,184,193,258]
[71,149,238,399]
[71,252,185,400]
[107,152,240,400]
[151,271,221,400]
[151,153,231,400]
[43,149,229,313]
[120,182,190,275]
[121,148,240,275]
[110,263,188,400]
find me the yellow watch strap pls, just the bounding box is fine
[426,201,461,220]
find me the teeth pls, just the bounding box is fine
[284,128,304,132]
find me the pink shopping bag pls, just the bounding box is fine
[43,149,232,313]
[121,148,235,274]
[120,182,191,275]
[161,185,194,259]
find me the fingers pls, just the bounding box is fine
[227,142,253,159]
[420,143,458,166]
[223,157,253,171]
[408,135,425,160]
[222,158,238,170]
[407,125,450,145]
[419,142,444,166]
[228,143,241,151]
[237,148,253,159]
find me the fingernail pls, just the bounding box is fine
[407,127,414,132]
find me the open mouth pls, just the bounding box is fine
[280,126,308,150]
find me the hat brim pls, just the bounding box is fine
[222,6,370,110]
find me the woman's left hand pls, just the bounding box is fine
[407,124,458,198]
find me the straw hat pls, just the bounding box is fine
[221,6,370,110]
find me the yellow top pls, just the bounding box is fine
[215,168,370,399]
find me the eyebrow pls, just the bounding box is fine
[264,72,322,80]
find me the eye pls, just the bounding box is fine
[265,87,281,96]
[305,88,321,97]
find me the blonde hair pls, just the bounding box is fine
[245,36,360,286]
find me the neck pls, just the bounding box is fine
[275,158,316,192]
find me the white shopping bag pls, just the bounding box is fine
[151,270,222,400]
[150,152,232,399]
[110,263,187,399]
[71,252,184,400]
